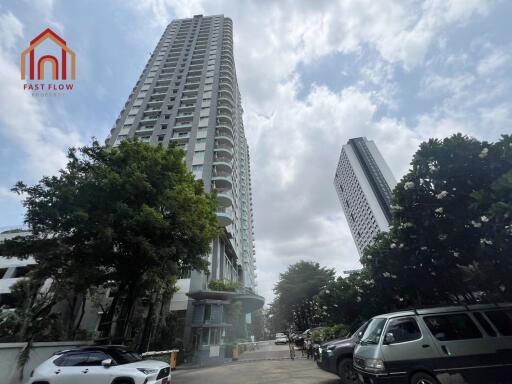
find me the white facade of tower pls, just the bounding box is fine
[334,138,397,255]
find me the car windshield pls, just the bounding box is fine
[107,349,142,365]
[352,322,368,339]
[360,318,387,345]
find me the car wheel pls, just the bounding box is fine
[410,372,438,384]
[338,358,357,384]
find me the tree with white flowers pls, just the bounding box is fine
[362,134,512,307]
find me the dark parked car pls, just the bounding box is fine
[317,322,368,384]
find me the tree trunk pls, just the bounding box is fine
[137,291,156,352]
[116,281,139,343]
[100,285,123,341]
[66,293,78,339]
[72,295,87,339]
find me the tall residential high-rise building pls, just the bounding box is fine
[334,137,397,255]
[107,14,263,364]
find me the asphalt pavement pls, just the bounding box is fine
[172,343,339,384]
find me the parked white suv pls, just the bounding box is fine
[28,345,171,384]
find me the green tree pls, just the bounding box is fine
[270,261,335,331]
[1,139,220,342]
[362,134,512,307]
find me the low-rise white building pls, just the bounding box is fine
[0,229,36,308]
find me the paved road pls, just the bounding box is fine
[172,344,340,384]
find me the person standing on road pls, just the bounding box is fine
[305,333,313,360]
[287,330,296,360]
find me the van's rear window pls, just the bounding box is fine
[485,310,512,336]
[424,314,482,341]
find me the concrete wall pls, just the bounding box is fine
[0,341,90,384]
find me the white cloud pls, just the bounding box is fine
[0,186,22,201]
[477,49,509,76]
[0,11,82,179]
[0,11,22,52]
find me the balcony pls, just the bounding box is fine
[217,104,232,113]
[213,160,232,174]
[175,114,193,123]
[187,286,264,313]
[182,88,198,97]
[218,91,234,104]
[219,81,234,93]
[153,85,169,94]
[139,117,158,126]
[178,104,195,112]
[147,99,164,107]
[144,107,162,114]
[170,134,190,142]
[215,135,234,148]
[216,125,233,138]
[180,96,197,102]
[215,189,233,208]
[214,147,233,162]
[216,207,233,227]
[186,75,201,83]
[212,174,232,190]
[150,92,167,100]
[156,79,171,86]
[184,82,200,90]
[217,113,233,125]
[218,87,234,100]
[213,154,232,164]
[173,122,192,131]
[220,67,234,78]
[135,126,154,135]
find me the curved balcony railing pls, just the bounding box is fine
[215,189,233,208]
[217,113,233,126]
[214,149,233,163]
[219,75,234,85]
[217,97,235,109]
[219,82,234,94]
[217,103,232,113]
[216,124,234,138]
[214,155,232,165]
[213,160,232,174]
[216,207,233,227]
[214,146,234,160]
[218,89,235,102]
[221,60,234,70]
[215,135,234,147]
[212,175,233,191]
[218,87,234,100]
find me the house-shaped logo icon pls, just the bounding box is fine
[21,28,76,81]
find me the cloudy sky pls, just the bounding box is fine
[0,0,511,303]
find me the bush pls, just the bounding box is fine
[312,324,350,343]
[208,279,241,292]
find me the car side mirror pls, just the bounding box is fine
[384,332,395,344]
[101,359,113,367]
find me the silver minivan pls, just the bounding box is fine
[353,303,512,384]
